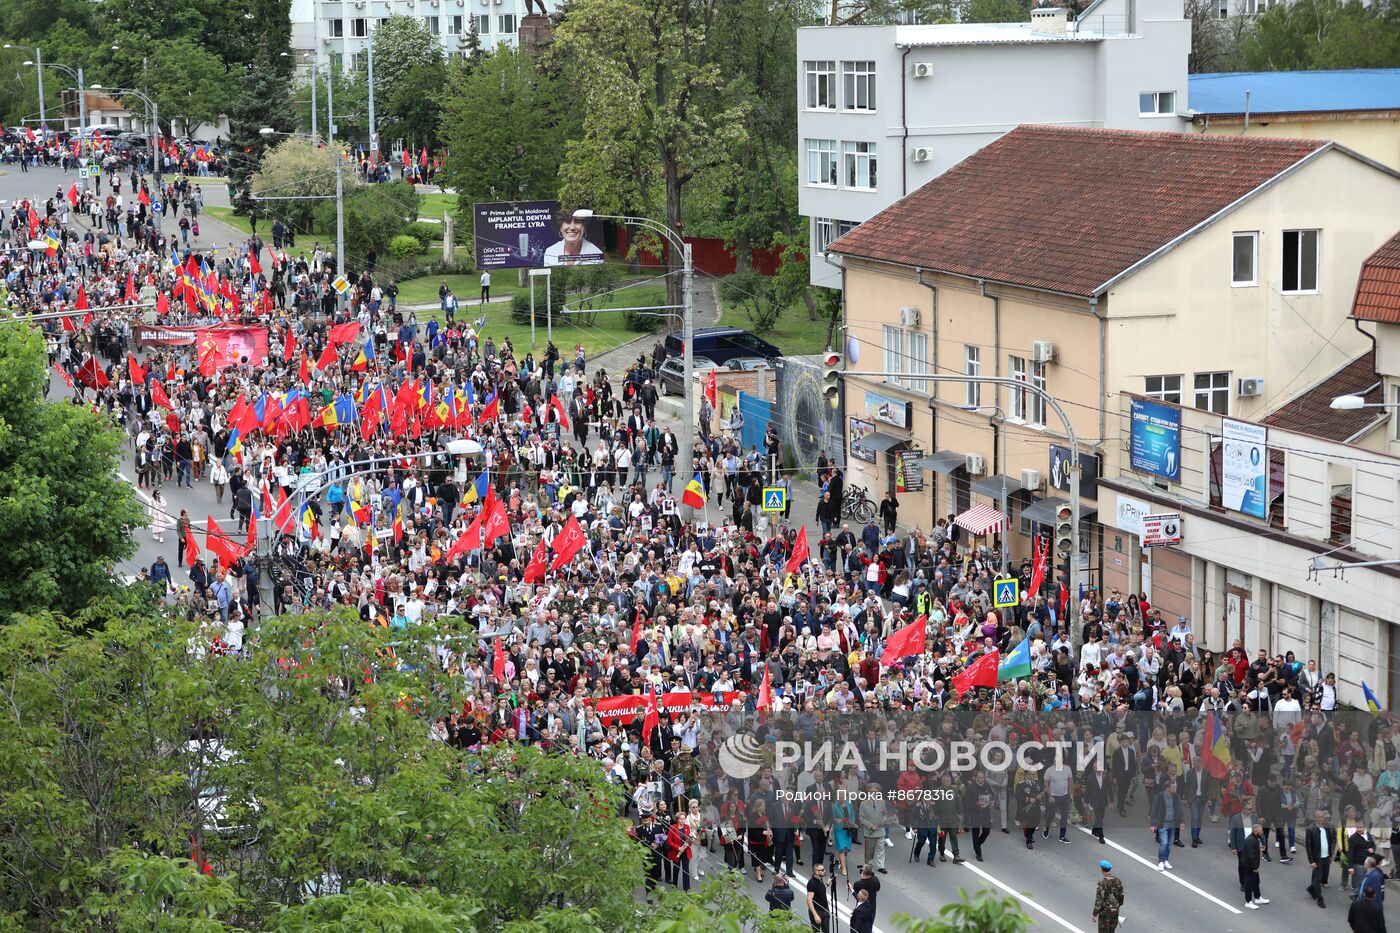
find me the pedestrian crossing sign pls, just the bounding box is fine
[993,577,1020,608]
[762,486,787,513]
[332,276,351,294]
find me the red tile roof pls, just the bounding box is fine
[1261,350,1382,442]
[828,125,1326,297]
[1351,231,1400,324]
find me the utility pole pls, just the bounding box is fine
[310,57,318,140]
[76,66,88,195]
[366,12,378,164]
[36,47,46,130]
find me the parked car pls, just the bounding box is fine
[663,326,781,369]
[657,358,724,396]
[726,357,770,371]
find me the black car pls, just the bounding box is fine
[662,326,781,368]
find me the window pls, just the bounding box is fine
[449,15,463,34]
[351,17,367,37]
[842,61,876,111]
[1145,374,1183,404]
[425,15,440,35]
[1217,0,1228,17]
[1138,91,1175,115]
[476,14,491,33]
[965,345,981,406]
[1030,360,1047,427]
[1282,229,1319,293]
[908,332,929,392]
[1009,355,1028,421]
[814,217,857,253]
[1232,231,1257,286]
[883,325,904,384]
[1194,371,1230,415]
[805,60,836,110]
[328,18,344,38]
[498,14,517,34]
[843,141,877,189]
[806,138,837,186]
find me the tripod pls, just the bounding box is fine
[827,828,842,933]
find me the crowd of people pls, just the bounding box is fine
[2,161,1393,932]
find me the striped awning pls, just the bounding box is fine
[954,503,1006,537]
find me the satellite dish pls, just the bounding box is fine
[846,335,860,364]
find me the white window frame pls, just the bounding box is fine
[883,325,904,386]
[498,13,516,34]
[806,138,837,187]
[1145,374,1183,404]
[1029,360,1047,427]
[965,345,981,407]
[351,17,368,37]
[475,14,491,33]
[805,60,837,111]
[1008,355,1028,421]
[842,141,877,190]
[328,18,345,38]
[1138,91,1176,115]
[425,15,440,35]
[908,332,929,392]
[842,61,876,112]
[449,15,463,35]
[1282,229,1320,294]
[1231,231,1258,287]
[1194,371,1230,415]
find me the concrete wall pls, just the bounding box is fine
[1195,112,1400,174]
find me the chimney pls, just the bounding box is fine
[1030,4,1068,35]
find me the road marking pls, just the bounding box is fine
[957,860,1089,933]
[1078,827,1242,914]
[118,472,154,506]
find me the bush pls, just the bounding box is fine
[718,269,783,336]
[511,292,533,326]
[625,308,662,333]
[388,234,425,263]
[404,221,441,246]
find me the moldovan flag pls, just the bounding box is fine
[784,525,810,574]
[880,613,926,666]
[952,649,1000,696]
[1200,711,1232,779]
[127,353,147,385]
[549,514,587,572]
[184,525,202,568]
[680,475,707,509]
[523,539,548,584]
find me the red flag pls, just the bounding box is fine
[548,515,587,572]
[1058,581,1070,618]
[629,608,643,654]
[74,284,89,312]
[249,252,262,276]
[245,514,257,555]
[641,687,660,745]
[124,272,138,303]
[284,327,297,363]
[61,313,77,334]
[150,379,174,410]
[704,369,718,407]
[53,364,74,390]
[419,146,428,168]
[127,353,147,385]
[197,341,220,377]
[272,487,296,535]
[784,526,810,575]
[315,342,339,371]
[479,391,499,423]
[205,516,243,567]
[482,492,511,547]
[523,539,548,584]
[880,614,927,666]
[328,321,362,345]
[75,356,109,390]
[492,642,506,683]
[548,394,570,430]
[298,352,311,386]
[952,649,1000,696]
[66,183,78,208]
[138,188,150,207]
[156,291,170,316]
[184,525,202,567]
[757,664,773,711]
[1027,535,1049,603]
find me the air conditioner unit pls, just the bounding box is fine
[1020,468,1043,491]
[899,306,920,327]
[912,62,933,78]
[965,454,986,475]
[911,146,932,162]
[1032,340,1056,364]
[1237,376,1264,397]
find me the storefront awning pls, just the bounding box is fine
[1021,497,1097,526]
[852,432,907,454]
[954,503,1006,537]
[972,474,1022,499]
[911,450,968,475]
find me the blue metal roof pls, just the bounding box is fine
[1189,69,1400,116]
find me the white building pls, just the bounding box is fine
[291,0,563,65]
[797,0,1191,287]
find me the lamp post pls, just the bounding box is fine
[1330,395,1400,411]
[27,60,87,193]
[570,210,693,500]
[4,44,45,131]
[259,127,344,312]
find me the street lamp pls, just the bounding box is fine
[26,59,88,194]
[260,127,344,311]
[4,43,46,131]
[90,84,160,182]
[1330,394,1400,411]
[570,209,695,503]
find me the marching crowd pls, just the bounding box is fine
[2,164,1394,932]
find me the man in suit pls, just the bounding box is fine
[1184,760,1212,847]
[1242,823,1269,909]
[1305,810,1336,908]
[1111,732,1138,817]
[1083,764,1110,843]
[1348,881,1387,933]
[848,887,876,933]
[1350,825,1379,894]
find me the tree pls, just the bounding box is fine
[895,889,1033,932]
[1240,0,1400,71]
[440,48,572,208]
[383,61,449,152]
[367,15,445,100]
[249,138,340,233]
[145,37,234,137]
[316,180,420,268]
[959,0,1031,24]
[228,50,297,216]
[553,0,750,312]
[0,325,141,619]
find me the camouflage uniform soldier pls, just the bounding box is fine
[1092,860,1124,931]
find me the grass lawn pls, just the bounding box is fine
[716,298,833,357]
[394,274,527,307]
[204,206,254,237]
[417,191,461,222]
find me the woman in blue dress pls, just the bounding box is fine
[831,792,856,878]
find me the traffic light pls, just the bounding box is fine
[823,349,841,404]
[1054,504,1075,557]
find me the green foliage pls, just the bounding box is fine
[959,0,1033,23]
[316,181,420,266]
[1240,0,1400,71]
[440,48,574,209]
[229,52,298,216]
[404,221,443,245]
[718,269,785,336]
[367,15,445,96]
[249,138,337,232]
[388,233,425,262]
[0,326,140,617]
[144,38,234,136]
[894,889,1033,933]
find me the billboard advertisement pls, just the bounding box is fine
[1221,418,1268,518]
[863,390,911,430]
[1130,398,1181,482]
[472,200,605,269]
[849,418,877,463]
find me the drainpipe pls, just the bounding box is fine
[981,277,1001,473]
[900,47,912,197]
[918,268,939,507]
[1093,296,1104,446]
[1243,90,1252,133]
